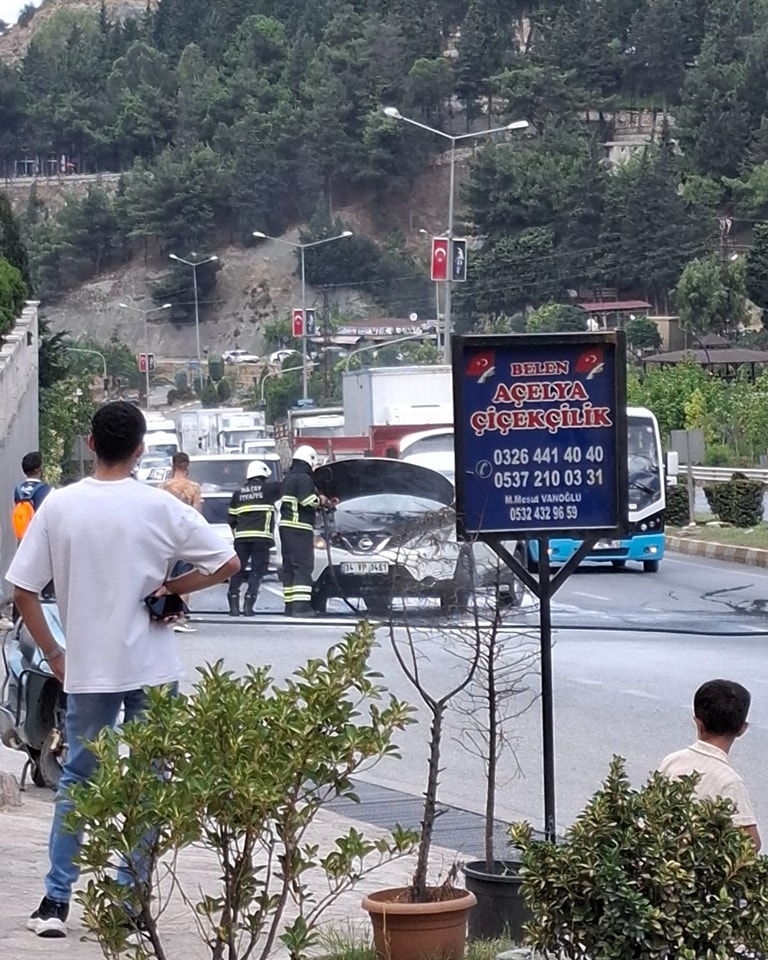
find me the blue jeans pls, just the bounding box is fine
[46,686,174,904]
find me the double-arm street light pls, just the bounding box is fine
[252,230,353,401]
[343,333,436,371]
[119,301,172,406]
[169,252,218,374]
[383,107,528,362]
[259,363,311,405]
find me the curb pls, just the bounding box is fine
[667,536,768,569]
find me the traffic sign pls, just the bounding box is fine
[451,239,467,282]
[431,237,449,281]
[292,308,304,337]
[452,332,628,538]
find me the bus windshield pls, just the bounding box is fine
[627,415,662,514]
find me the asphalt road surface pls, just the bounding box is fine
[5,551,768,840]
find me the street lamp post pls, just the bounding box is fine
[383,108,528,362]
[169,253,218,376]
[65,347,108,396]
[119,302,172,407]
[252,230,353,401]
[259,364,309,405]
[343,332,436,371]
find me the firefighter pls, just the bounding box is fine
[278,445,321,616]
[227,460,280,617]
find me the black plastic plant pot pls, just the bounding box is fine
[463,859,531,942]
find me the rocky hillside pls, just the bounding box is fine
[0,0,153,61]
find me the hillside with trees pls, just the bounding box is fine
[1,0,768,344]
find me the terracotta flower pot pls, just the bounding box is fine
[362,886,477,960]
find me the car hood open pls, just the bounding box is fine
[314,457,455,506]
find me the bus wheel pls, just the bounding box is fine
[611,560,626,570]
[643,560,660,573]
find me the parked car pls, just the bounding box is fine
[308,458,524,615]
[223,349,260,364]
[269,349,301,366]
[134,454,172,486]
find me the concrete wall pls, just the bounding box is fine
[0,303,40,604]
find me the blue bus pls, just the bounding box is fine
[527,406,668,573]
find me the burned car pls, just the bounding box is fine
[309,458,523,615]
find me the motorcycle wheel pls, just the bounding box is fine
[28,749,47,788]
[38,730,66,790]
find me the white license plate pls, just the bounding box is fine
[595,539,622,550]
[341,562,390,575]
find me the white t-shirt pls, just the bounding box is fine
[658,740,757,827]
[5,477,234,695]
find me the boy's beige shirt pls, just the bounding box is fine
[659,740,756,826]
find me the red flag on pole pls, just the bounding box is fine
[431,237,449,281]
[292,309,304,337]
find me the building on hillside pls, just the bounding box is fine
[577,299,651,330]
[642,342,768,382]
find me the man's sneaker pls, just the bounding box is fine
[116,908,152,947]
[27,896,69,937]
[173,622,196,633]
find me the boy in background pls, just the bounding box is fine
[659,679,760,851]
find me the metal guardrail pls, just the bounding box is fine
[688,466,768,484]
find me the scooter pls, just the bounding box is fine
[0,601,67,790]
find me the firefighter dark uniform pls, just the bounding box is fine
[227,461,280,617]
[279,445,319,616]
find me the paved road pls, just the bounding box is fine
[4,551,768,841]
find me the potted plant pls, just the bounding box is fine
[457,581,538,941]
[361,589,484,960]
[511,756,768,958]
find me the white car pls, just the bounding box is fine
[188,454,282,553]
[223,349,260,364]
[308,458,523,615]
[269,349,301,365]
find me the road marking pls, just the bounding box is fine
[571,591,610,601]
[665,556,768,580]
[620,689,661,700]
[570,677,604,686]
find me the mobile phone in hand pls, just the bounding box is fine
[144,593,188,621]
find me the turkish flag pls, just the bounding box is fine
[574,346,604,379]
[466,350,495,382]
[431,237,449,281]
[292,309,304,338]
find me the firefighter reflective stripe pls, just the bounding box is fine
[300,493,320,508]
[279,495,314,532]
[229,502,275,539]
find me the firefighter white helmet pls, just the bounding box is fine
[292,445,318,468]
[246,459,272,480]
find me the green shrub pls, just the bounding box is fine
[216,377,232,401]
[510,756,768,960]
[704,443,731,466]
[704,474,764,526]
[208,354,224,382]
[68,624,416,959]
[665,483,690,526]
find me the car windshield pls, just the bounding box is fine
[400,434,453,457]
[332,494,450,535]
[146,443,178,457]
[627,417,661,511]
[190,459,280,492]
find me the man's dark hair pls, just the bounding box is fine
[21,451,42,475]
[694,679,751,736]
[172,452,190,469]
[91,402,146,465]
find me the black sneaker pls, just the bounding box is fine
[116,908,151,948]
[27,896,69,937]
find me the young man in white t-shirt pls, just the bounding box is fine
[658,678,760,852]
[6,401,239,938]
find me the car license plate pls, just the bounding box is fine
[341,562,390,575]
[595,539,622,550]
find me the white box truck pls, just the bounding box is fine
[342,365,453,436]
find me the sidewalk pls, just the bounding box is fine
[0,759,464,959]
